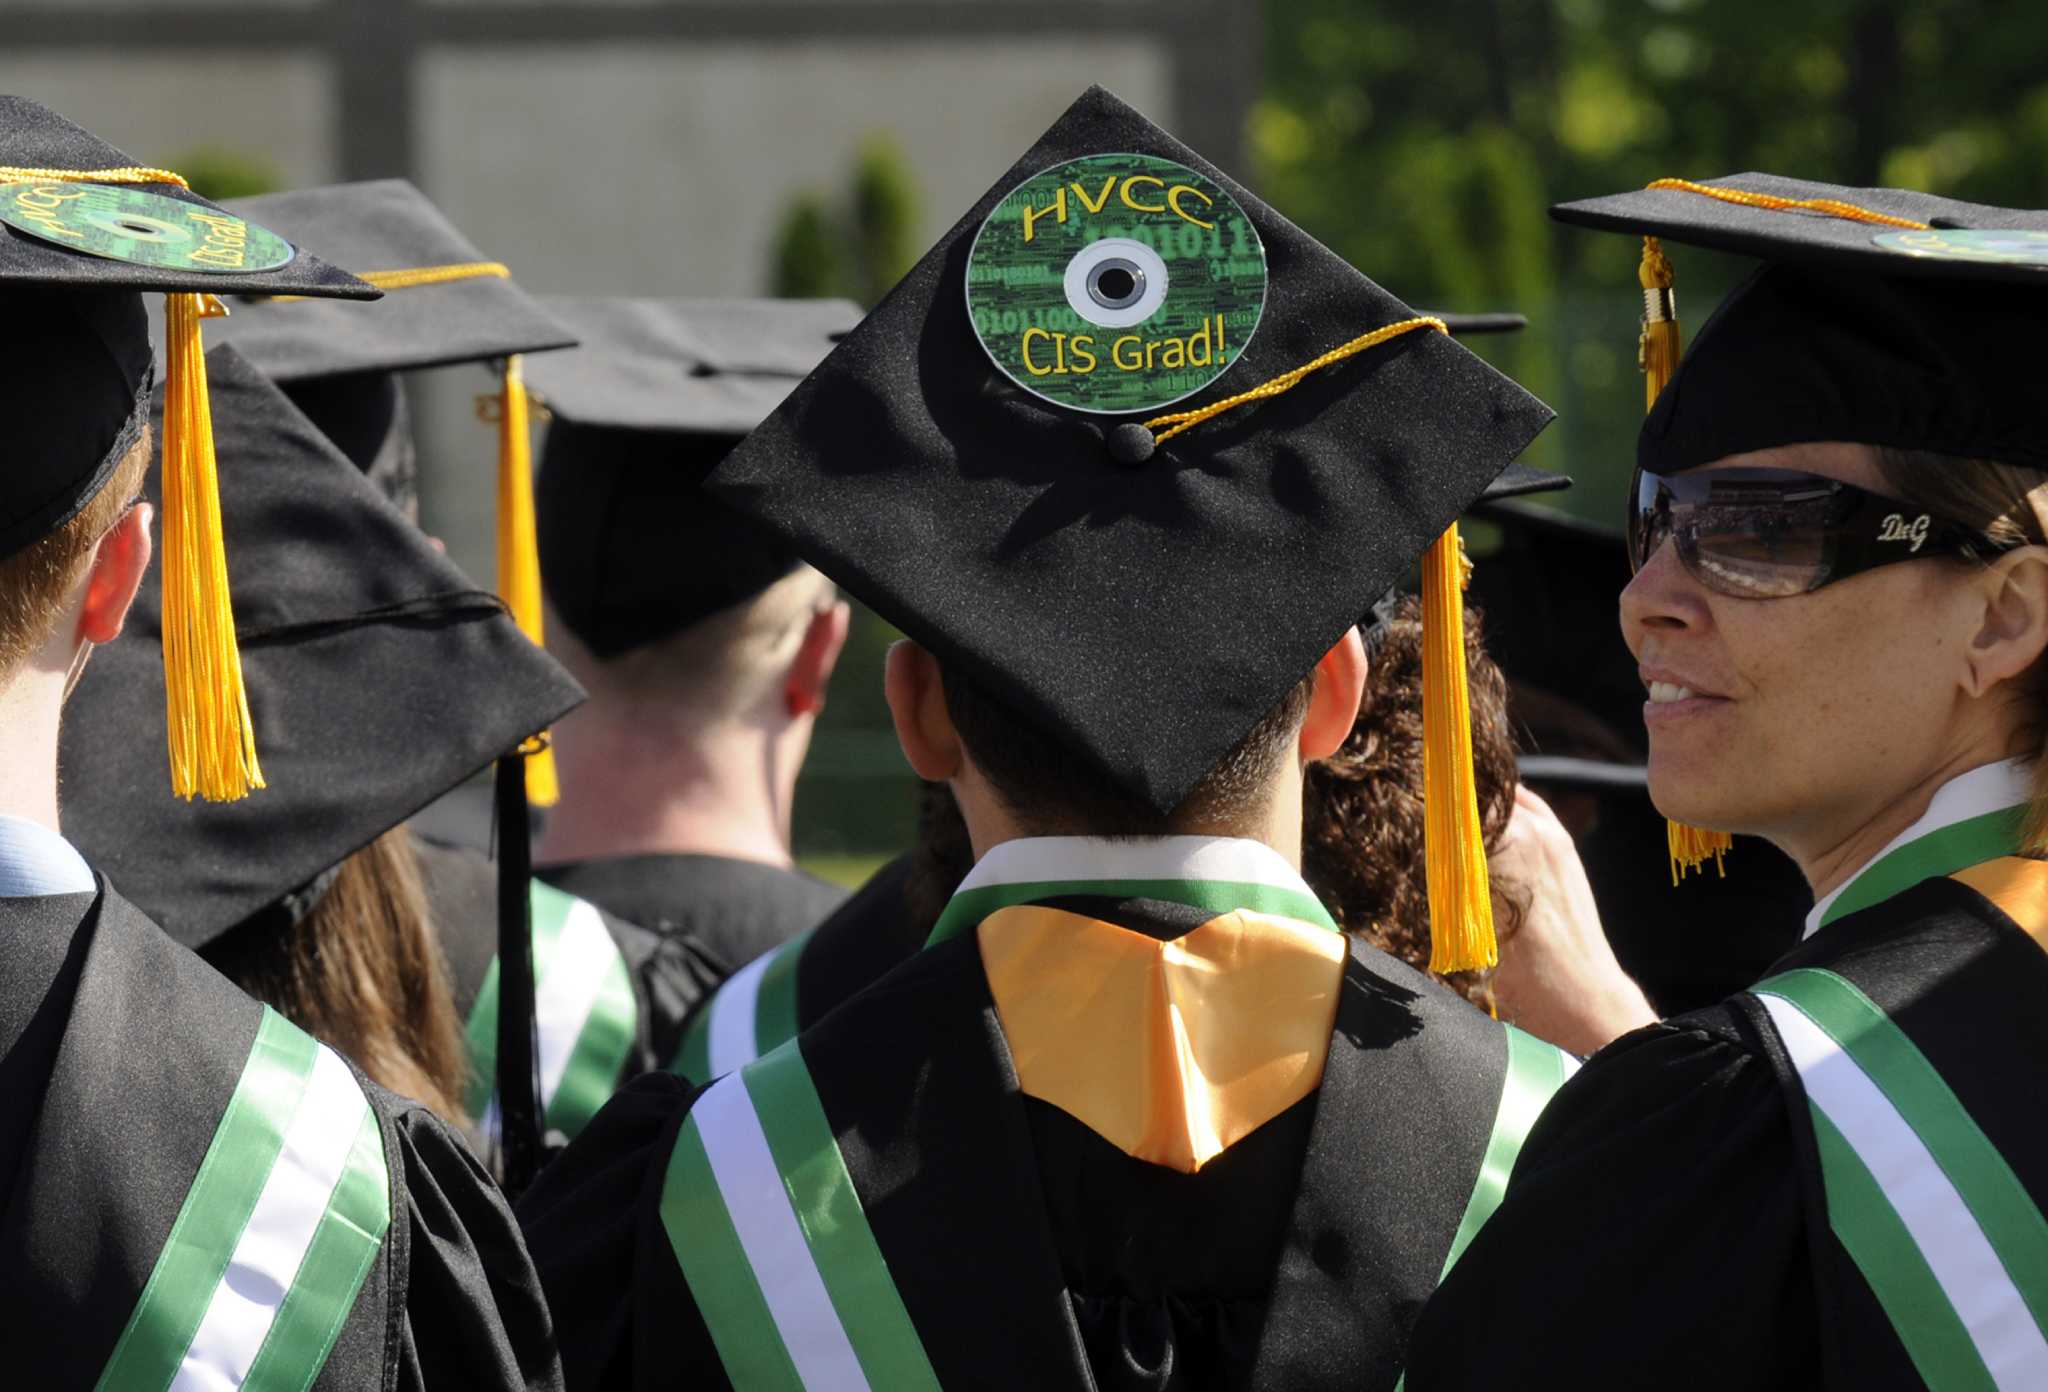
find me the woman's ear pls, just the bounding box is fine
[1964,546,2048,698]
[1298,626,1368,763]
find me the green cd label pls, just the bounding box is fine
[965,153,1266,413]
[1871,228,2048,268]
[0,181,295,273]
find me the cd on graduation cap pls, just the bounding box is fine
[965,152,1265,413]
[0,181,295,273]
[1871,227,2048,269]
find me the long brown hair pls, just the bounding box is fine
[200,828,471,1123]
[1303,596,1524,1007]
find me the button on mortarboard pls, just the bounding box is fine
[523,296,860,659]
[704,87,1554,971]
[0,95,376,801]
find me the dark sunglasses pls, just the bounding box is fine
[1628,466,2012,599]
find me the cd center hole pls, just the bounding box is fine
[119,220,153,235]
[1096,267,1136,301]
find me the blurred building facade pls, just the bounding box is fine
[5,0,1260,866]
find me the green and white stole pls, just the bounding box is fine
[672,925,816,1083]
[465,879,639,1140]
[96,1007,390,1391]
[660,836,1577,1390]
[1756,758,2048,1389]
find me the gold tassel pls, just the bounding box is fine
[160,293,263,801]
[1422,523,1497,973]
[1637,235,1731,880]
[495,354,558,806]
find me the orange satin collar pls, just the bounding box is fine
[1952,857,2048,954]
[977,905,1345,1174]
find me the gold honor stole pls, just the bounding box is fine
[1753,849,2048,1391]
[659,857,1578,1389]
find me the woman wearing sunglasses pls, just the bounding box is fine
[1408,180,2048,1390]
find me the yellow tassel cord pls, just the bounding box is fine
[493,354,558,805]
[0,164,262,799]
[1139,316,1500,970]
[163,293,264,800]
[1143,316,1448,443]
[1421,524,1498,973]
[1636,179,1931,877]
[1634,233,1724,879]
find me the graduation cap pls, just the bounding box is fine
[60,343,583,1188]
[707,87,1555,971]
[0,94,376,801]
[1553,173,2048,878]
[198,178,578,803]
[522,296,862,658]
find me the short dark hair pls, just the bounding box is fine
[940,659,1315,837]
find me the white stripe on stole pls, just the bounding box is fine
[478,899,626,1140]
[534,898,622,1106]
[693,1072,870,1389]
[707,951,774,1078]
[172,1045,370,1392]
[1759,994,2048,1388]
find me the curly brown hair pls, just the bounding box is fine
[1302,596,1524,1007]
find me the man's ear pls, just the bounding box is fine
[884,639,963,781]
[76,503,153,646]
[785,599,851,718]
[1297,626,1368,763]
[1964,546,2048,698]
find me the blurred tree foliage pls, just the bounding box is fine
[170,147,281,202]
[1254,0,2048,526]
[770,137,922,309]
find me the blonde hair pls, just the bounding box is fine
[0,428,151,677]
[572,564,838,722]
[1875,446,2048,851]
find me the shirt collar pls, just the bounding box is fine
[926,834,1337,945]
[0,814,95,899]
[1804,757,2034,938]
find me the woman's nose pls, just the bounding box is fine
[1620,538,1711,650]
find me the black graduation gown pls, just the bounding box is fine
[1406,871,2048,1390]
[668,851,931,1078]
[415,834,700,1116]
[0,881,562,1390]
[539,851,846,989]
[521,925,1532,1391]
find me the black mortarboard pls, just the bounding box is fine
[194,179,575,807]
[195,179,577,507]
[60,344,584,940]
[524,296,861,658]
[0,94,375,801]
[707,87,1553,970]
[1553,173,2048,284]
[1553,172,2048,876]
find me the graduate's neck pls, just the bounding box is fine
[1788,741,2021,907]
[534,701,810,870]
[0,652,71,835]
[952,757,1305,868]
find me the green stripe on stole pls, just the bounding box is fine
[463,881,639,1135]
[927,875,1338,947]
[1392,1024,1575,1392]
[95,1008,390,1392]
[662,1039,939,1390]
[1756,968,2048,1389]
